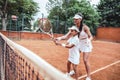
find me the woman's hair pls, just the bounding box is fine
[75,12,84,38]
[76,12,84,32]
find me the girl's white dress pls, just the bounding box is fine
[67,35,80,65]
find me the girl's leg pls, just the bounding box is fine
[83,52,91,78]
[67,61,71,73]
[72,64,78,80]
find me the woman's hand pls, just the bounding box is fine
[55,37,62,41]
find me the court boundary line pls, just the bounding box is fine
[78,60,120,80]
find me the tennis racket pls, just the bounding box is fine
[38,18,54,39]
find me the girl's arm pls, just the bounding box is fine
[60,42,75,48]
[54,41,75,48]
[64,43,75,48]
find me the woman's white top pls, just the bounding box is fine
[67,35,80,65]
[79,28,93,52]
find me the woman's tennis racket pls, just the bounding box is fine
[38,18,54,38]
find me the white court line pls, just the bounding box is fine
[78,60,120,80]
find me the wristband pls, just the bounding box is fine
[57,37,62,41]
[61,44,66,47]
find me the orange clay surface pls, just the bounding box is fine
[15,39,120,80]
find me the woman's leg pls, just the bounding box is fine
[83,52,91,78]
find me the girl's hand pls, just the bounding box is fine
[53,39,61,45]
[53,38,58,45]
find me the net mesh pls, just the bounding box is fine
[0,33,73,80]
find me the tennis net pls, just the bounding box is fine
[0,32,74,80]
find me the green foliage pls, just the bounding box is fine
[97,0,120,27]
[0,0,39,30]
[47,0,100,35]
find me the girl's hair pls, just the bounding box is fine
[76,12,84,32]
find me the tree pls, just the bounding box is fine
[0,0,39,31]
[46,0,100,35]
[46,0,63,12]
[97,0,120,27]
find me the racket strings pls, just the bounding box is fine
[38,18,54,38]
[39,25,54,38]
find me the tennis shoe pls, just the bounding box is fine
[65,73,70,77]
[69,70,75,76]
[85,77,91,80]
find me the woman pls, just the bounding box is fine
[56,13,93,80]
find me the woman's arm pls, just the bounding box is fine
[56,30,71,40]
[84,25,93,41]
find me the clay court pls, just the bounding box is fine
[15,39,120,80]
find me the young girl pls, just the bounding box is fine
[54,26,80,80]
